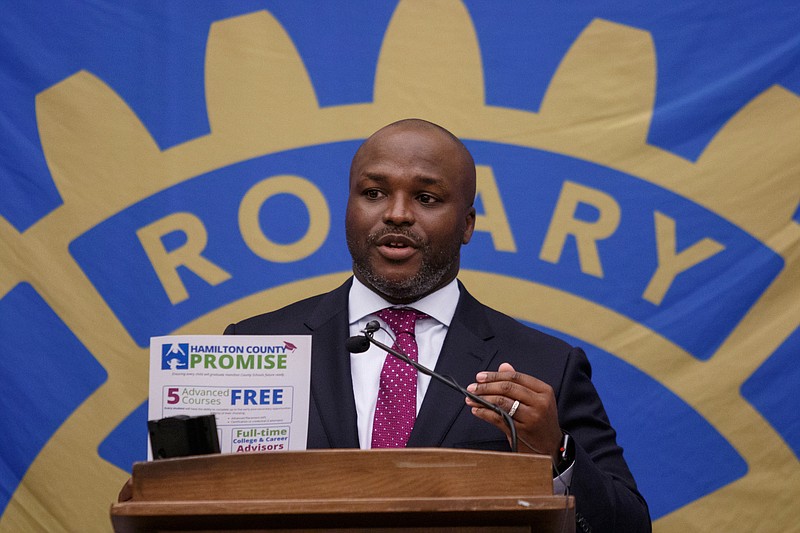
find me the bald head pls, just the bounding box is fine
[350,119,476,206]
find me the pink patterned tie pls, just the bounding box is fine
[371,307,427,448]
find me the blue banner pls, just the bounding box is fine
[1,1,798,530]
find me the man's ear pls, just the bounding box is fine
[462,206,477,244]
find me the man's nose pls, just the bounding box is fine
[382,195,414,225]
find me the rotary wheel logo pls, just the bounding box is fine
[1,0,798,530]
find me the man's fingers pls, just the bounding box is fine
[465,393,519,415]
[468,380,554,408]
[498,362,515,373]
[474,364,554,396]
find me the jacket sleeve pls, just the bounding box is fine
[557,346,651,533]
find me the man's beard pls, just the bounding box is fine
[347,227,460,302]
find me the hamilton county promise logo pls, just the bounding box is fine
[161,343,189,370]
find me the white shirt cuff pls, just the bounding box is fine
[553,460,574,495]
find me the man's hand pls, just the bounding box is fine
[466,362,562,460]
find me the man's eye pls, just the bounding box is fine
[364,189,382,199]
[418,194,438,204]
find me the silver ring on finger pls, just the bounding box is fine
[508,399,520,418]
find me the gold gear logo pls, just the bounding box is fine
[1,0,798,530]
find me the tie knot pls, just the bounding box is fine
[377,307,427,337]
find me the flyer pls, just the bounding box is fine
[148,334,311,456]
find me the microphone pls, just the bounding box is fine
[346,323,518,453]
[344,321,382,353]
[344,335,370,353]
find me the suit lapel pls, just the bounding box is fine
[306,278,360,448]
[407,284,497,447]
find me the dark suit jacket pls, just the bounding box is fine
[225,278,651,532]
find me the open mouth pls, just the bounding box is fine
[376,233,418,248]
[375,233,419,260]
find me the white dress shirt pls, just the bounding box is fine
[348,277,460,449]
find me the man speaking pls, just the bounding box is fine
[225,118,651,532]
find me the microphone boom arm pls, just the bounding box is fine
[362,329,518,453]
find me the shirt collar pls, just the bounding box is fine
[348,277,460,327]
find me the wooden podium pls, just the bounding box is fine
[111,449,574,532]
